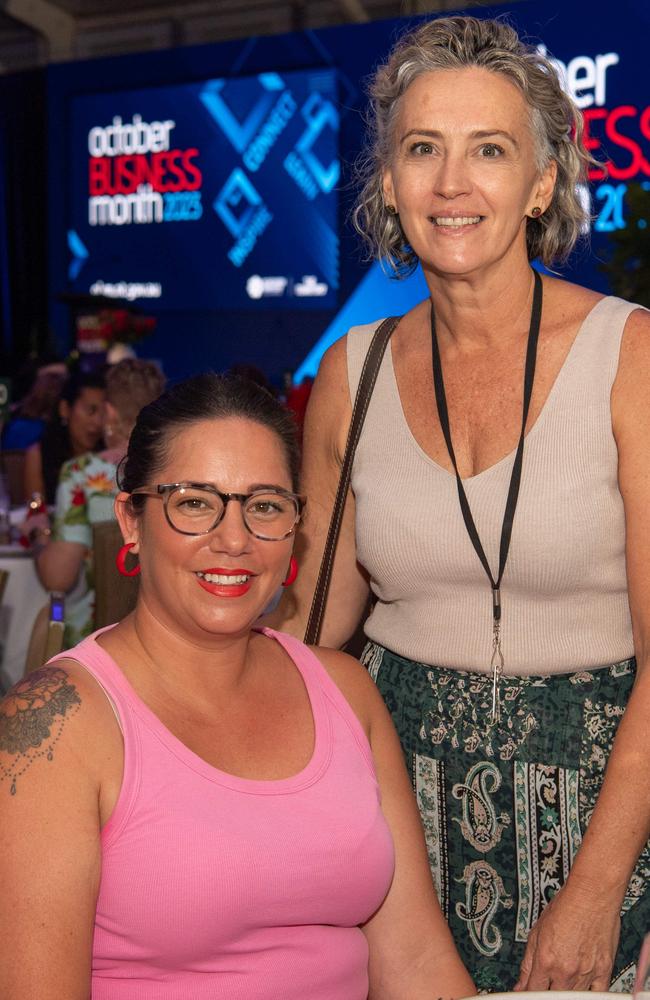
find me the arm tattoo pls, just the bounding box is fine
[0,667,81,795]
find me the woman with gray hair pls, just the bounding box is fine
[276,15,650,993]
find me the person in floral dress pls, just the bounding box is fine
[32,359,165,645]
[52,453,123,644]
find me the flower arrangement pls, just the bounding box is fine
[76,309,156,353]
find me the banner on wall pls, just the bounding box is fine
[68,68,340,310]
[536,43,650,234]
[49,0,649,379]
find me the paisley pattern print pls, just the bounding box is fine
[362,643,648,992]
[456,860,514,957]
[452,761,510,854]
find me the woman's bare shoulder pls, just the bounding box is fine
[542,275,604,323]
[0,658,121,797]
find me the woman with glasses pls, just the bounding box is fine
[0,374,473,1000]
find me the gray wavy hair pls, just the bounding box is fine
[352,16,595,276]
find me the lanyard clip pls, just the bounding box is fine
[490,618,504,724]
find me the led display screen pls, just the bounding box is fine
[68,68,339,310]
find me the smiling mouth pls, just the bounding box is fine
[429,215,483,227]
[196,571,251,585]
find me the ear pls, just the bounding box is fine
[58,399,70,422]
[530,159,558,215]
[104,400,119,423]
[383,167,396,211]
[114,492,141,552]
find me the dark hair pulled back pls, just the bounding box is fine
[118,373,300,503]
[61,370,106,407]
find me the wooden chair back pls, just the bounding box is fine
[23,593,66,675]
[92,520,139,628]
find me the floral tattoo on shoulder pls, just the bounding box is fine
[0,667,81,795]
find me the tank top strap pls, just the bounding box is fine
[565,295,645,389]
[260,628,377,778]
[51,625,136,722]
[50,627,142,845]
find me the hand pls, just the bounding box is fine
[18,511,52,551]
[514,882,620,991]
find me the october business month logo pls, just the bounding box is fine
[85,114,204,226]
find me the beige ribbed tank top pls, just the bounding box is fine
[347,296,639,676]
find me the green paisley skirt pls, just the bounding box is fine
[362,642,649,993]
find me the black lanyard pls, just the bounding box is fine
[430,269,543,721]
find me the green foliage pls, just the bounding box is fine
[599,184,650,308]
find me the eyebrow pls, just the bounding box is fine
[173,481,290,493]
[399,128,519,148]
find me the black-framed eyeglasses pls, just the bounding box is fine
[129,482,305,541]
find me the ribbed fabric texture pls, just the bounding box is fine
[60,627,395,1000]
[348,296,640,676]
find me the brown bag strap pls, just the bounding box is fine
[304,315,401,645]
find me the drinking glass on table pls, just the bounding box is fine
[634,932,650,1000]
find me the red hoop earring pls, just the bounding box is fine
[282,556,298,587]
[116,542,141,577]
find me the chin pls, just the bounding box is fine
[424,257,488,280]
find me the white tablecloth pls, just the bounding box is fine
[0,544,48,691]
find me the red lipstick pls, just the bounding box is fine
[194,567,256,599]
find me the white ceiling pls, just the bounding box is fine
[0,0,514,73]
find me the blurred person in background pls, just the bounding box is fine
[29,358,165,644]
[1,365,68,451]
[24,370,106,504]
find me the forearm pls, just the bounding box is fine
[566,663,650,905]
[23,446,44,502]
[369,939,475,1000]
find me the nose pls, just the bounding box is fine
[433,149,472,200]
[208,498,251,554]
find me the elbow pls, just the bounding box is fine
[36,551,82,594]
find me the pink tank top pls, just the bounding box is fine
[60,627,395,1000]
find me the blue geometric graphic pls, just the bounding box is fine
[293,262,428,383]
[213,168,262,239]
[67,229,88,280]
[200,73,285,153]
[296,93,340,194]
[303,210,338,288]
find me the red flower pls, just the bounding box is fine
[71,486,86,507]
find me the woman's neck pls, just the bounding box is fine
[423,261,538,352]
[117,601,259,706]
